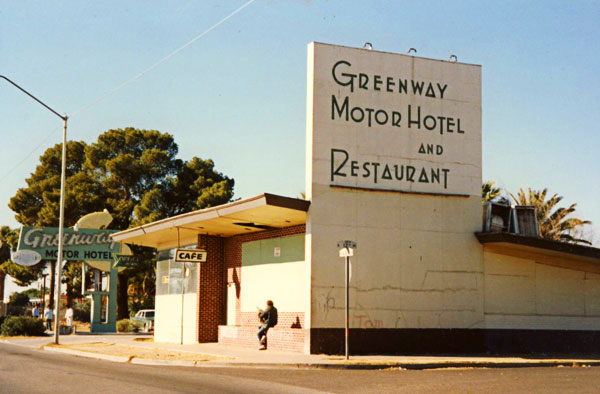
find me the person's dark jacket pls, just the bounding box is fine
[260,306,278,328]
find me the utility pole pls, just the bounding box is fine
[1,75,68,344]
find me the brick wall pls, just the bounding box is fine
[219,225,307,351]
[196,234,225,342]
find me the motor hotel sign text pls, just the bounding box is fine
[18,226,120,261]
[308,43,482,196]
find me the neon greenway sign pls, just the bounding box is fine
[18,226,120,261]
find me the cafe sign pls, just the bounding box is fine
[17,226,120,261]
[174,248,207,263]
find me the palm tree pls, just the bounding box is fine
[510,188,592,245]
[482,181,509,204]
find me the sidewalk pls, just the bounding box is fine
[3,333,600,370]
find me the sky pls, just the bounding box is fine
[1,0,599,298]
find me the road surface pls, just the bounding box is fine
[2,342,600,393]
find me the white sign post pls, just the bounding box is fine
[337,240,356,360]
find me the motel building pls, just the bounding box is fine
[112,43,600,355]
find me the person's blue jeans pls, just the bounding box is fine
[257,324,269,345]
[46,319,52,330]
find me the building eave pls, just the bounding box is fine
[111,193,309,250]
[476,232,600,272]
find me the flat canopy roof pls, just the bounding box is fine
[111,193,310,250]
[476,232,600,272]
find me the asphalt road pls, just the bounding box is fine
[2,342,600,393]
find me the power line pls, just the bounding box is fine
[0,125,61,183]
[1,0,257,182]
[71,0,256,117]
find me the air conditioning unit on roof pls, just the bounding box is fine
[482,202,511,233]
[512,206,539,237]
[482,203,539,237]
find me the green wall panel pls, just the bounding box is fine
[242,234,305,267]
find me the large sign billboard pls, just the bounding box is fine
[17,226,120,261]
[306,43,484,331]
[307,42,481,196]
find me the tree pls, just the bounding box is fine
[510,188,592,245]
[85,128,234,318]
[126,247,157,316]
[9,141,106,308]
[84,128,180,319]
[482,181,509,204]
[8,291,29,306]
[63,261,87,307]
[133,157,235,225]
[0,226,42,305]
[84,128,180,230]
[9,127,235,319]
[5,261,45,288]
[21,288,41,298]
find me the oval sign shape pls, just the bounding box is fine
[12,250,42,267]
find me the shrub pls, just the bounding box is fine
[8,292,29,307]
[117,319,142,333]
[74,300,91,323]
[0,315,7,331]
[6,304,27,316]
[0,316,46,337]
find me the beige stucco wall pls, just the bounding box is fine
[306,43,483,330]
[154,293,198,344]
[240,260,306,313]
[484,251,600,329]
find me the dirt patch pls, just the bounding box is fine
[74,322,90,333]
[133,337,153,342]
[46,342,231,362]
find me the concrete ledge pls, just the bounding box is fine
[218,325,305,353]
[130,358,197,367]
[43,346,131,363]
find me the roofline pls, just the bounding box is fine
[111,193,309,242]
[309,41,482,67]
[475,232,600,260]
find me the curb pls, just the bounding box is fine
[37,345,600,370]
[43,346,131,363]
[131,358,198,367]
[201,361,600,370]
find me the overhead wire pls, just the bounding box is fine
[70,0,256,118]
[1,0,257,182]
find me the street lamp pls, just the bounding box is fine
[1,75,68,345]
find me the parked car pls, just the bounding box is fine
[132,309,154,332]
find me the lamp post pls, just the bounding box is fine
[1,75,68,345]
